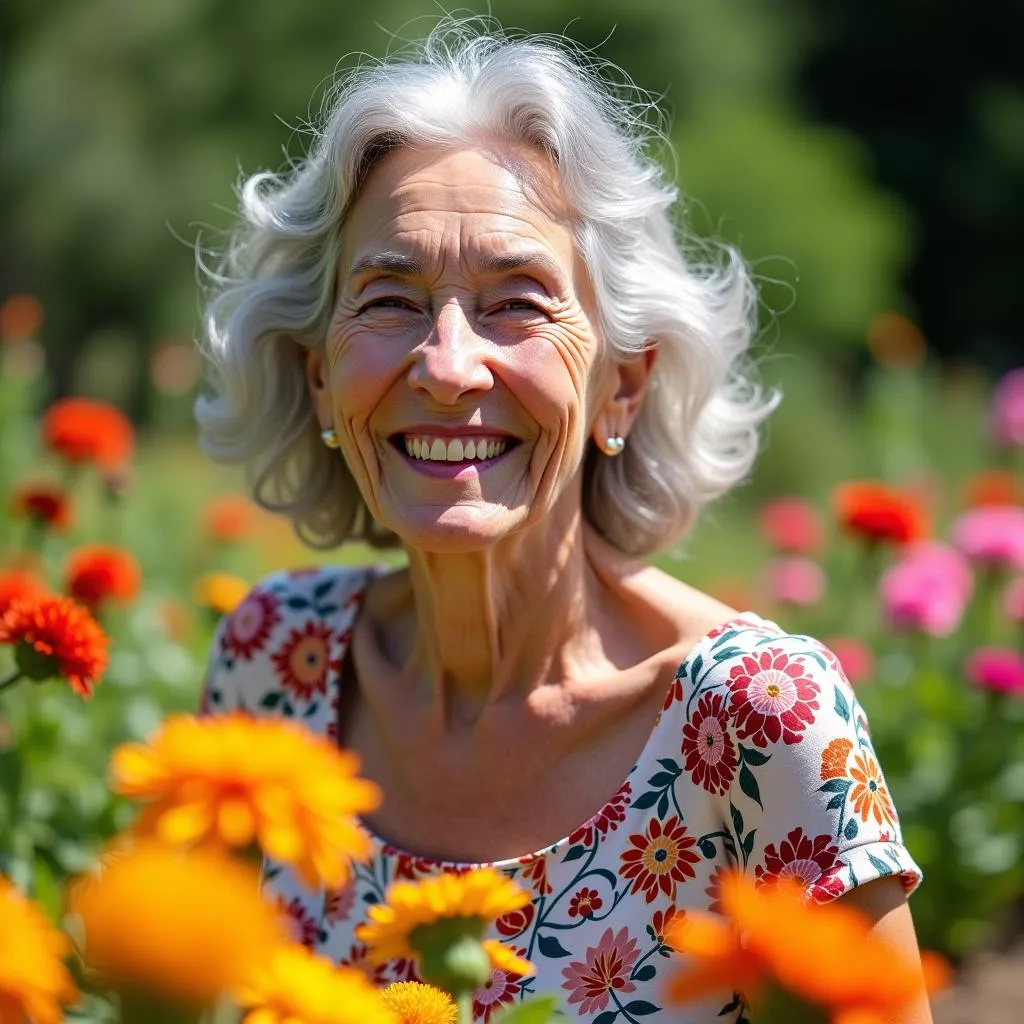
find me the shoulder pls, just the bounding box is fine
[200,563,378,717]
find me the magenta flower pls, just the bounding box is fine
[763,556,827,607]
[824,636,875,685]
[966,647,1024,695]
[990,367,1024,448]
[759,497,825,556]
[880,541,974,636]
[1005,577,1024,623]
[951,505,1024,572]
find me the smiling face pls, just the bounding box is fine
[307,143,642,553]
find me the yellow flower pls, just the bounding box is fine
[380,981,457,1024]
[0,876,78,1024]
[356,868,532,966]
[68,842,285,1008]
[193,572,250,615]
[111,711,381,888]
[482,940,534,978]
[236,943,397,1024]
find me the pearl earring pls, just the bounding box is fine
[604,435,626,456]
[320,428,341,449]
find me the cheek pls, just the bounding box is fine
[328,328,411,419]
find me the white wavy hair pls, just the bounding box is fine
[195,19,779,556]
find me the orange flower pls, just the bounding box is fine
[203,494,260,542]
[68,842,284,1008]
[10,482,74,532]
[833,481,929,546]
[66,544,141,610]
[0,874,79,1024]
[0,567,48,615]
[0,293,44,340]
[819,738,853,781]
[41,397,134,470]
[380,981,457,1024]
[193,572,250,615]
[963,469,1023,508]
[665,871,924,1020]
[111,712,381,889]
[0,593,108,696]
[848,752,896,827]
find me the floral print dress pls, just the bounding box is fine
[201,564,923,1023]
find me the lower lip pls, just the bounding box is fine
[396,448,513,479]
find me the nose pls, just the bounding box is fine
[408,300,493,404]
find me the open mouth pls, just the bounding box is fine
[390,433,519,465]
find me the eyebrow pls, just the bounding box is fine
[345,250,567,287]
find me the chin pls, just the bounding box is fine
[385,503,530,555]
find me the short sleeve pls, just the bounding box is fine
[197,565,374,721]
[694,622,922,902]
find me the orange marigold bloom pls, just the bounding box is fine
[66,544,142,609]
[0,568,48,615]
[819,738,853,781]
[0,875,79,1024]
[69,842,284,1009]
[848,752,896,827]
[963,469,1023,508]
[380,981,457,1024]
[203,494,260,542]
[833,481,929,546]
[236,944,397,1024]
[666,871,925,1020]
[41,397,134,470]
[10,483,74,532]
[0,593,108,696]
[111,712,381,889]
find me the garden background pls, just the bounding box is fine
[1,1,1022,1021]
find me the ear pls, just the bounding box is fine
[592,346,658,447]
[303,346,334,430]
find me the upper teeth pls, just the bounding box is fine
[404,436,508,462]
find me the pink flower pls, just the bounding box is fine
[759,497,825,555]
[879,541,973,636]
[763,556,827,607]
[966,647,1024,695]
[824,636,874,685]
[990,367,1024,448]
[1005,577,1024,623]
[560,927,639,1016]
[951,505,1024,572]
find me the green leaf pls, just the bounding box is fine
[738,764,762,808]
[632,791,659,810]
[729,802,744,837]
[657,758,682,774]
[739,745,770,767]
[647,771,677,787]
[742,828,757,862]
[259,691,283,709]
[561,844,587,863]
[592,1013,619,1024]
[633,964,657,982]
[818,779,851,794]
[656,792,670,818]
[623,1000,660,1015]
[844,818,859,841]
[491,997,562,1024]
[867,853,893,878]
[698,838,717,858]
[537,934,572,958]
[834,685,850,723]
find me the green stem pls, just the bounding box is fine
[455,989,474,1024]
[0,672,23,693]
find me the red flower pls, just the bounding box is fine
[473,947,526,1023]
[223,590,280,661]
[561,927,640,1016]
[728,648,820,748]
[495,900,535,939]
[42,397,134,470]
[704,864,730,915]
[270,620,339,702]
[203,494,259,542]
[833,481,929,546]
[681,692,738,795]
[567,781,632,848]
[66,545,141,609]
[11,483,73,532]
[620,816,700,903]
[517,855,552,896]
[568,886,603,918]
[759,497,825,555]
[649,905,682,945]
[754,827,846,903]
[275,895,320,949]
[0,593,108,696]
[0,568,48,615]
[324,882,356,925]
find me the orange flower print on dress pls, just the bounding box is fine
[754,827,845,903]
[681,692,738,795]
[271,620,339,701]
[517,854,552,896]
[560,927,641,1017]
[727,648,820,748]
[224,590,281,661]
[620,815,700,903]
[849,751,896,826]
[820,738,854,780]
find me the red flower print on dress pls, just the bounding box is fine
[704,864,731,915]
[662,675,683,711]
[849,751,896,826]
[754,827,846,903]
[568,887,603,919]
[648,905,681,945]
[567,781,632,848]
[518,855,552,896]
[681,692,738,795]
[382,845,445,881]
[728,647,820,748]
[706,617,763,642]
[473,947,526,1023]
[223,590,280,661]
[275,895,320,948]
[324,881,356,924]
[270,619,339,702]
[620,815,700,903]
[560,926,640,1016]
[495,900,535,938]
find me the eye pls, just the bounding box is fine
[358,297,419,314]
[492,299,545,315]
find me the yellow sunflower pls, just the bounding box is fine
[380,981,457,1024]
[236,943,397,1024]
[0,876,79,1024]
[111,711,381,888]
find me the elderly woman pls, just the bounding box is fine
[197,24,929,1023]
